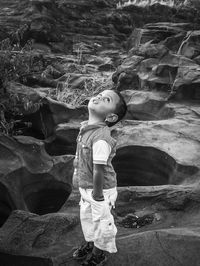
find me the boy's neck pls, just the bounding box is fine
[88,111,105,125]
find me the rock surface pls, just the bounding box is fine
[0,0,200,265]
[0,134,74,226]
[114,23,200,100]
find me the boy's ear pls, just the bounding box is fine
[105,113,118,123]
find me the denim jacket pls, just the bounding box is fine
[73,121,117,189]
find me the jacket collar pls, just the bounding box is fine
[80,120,107,135]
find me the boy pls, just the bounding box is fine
[72,89,127,266]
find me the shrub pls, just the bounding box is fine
[0,38,45,135]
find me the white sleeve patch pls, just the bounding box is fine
[92,140,111,165]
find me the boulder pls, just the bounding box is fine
[129,43,169,58]
[0,0,131,54]
[127,23,189,49]
[121,90,174,120]
[177,30,200,59]
[0,210,79,265]
[114,24,200,99]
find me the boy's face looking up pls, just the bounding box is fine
[88,90,120,123]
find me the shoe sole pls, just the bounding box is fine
[73,250,94,261]
[81,256,108,266]
[97,256,108,266]
[73,254,88,261]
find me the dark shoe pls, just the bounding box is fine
[81,252,107,266]
[73,242,94,260]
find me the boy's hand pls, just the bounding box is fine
[108,190,118,209]
[91,191,104,201]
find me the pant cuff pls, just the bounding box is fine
[94,242,117,253]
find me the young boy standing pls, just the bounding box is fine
[72,89,127,266]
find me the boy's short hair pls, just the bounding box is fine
[106,89,127,127]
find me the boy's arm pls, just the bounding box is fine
[92,139,111,201]
[92,164,104,200]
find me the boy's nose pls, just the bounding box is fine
[94,95,102,101]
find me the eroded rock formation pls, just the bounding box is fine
[0,0,200,265]
[0,134,74,226]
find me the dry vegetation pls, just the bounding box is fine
[48,43,113,106]
[54,73,113,107]
[0,37,113,135]
[116,0,200,8]
[0,38,45,135]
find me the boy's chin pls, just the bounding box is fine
[88,103,98,111]
[88,104,94,111]
[88,106,105,117]
[88,101,94,108]
[88,107,99,114]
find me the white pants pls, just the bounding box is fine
[79,187,118,253]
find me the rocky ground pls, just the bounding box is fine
[0,0,200,265]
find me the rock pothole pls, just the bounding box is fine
[0,184,16,227]
[44,126,79,156]
[23,180,72,215]
[172,84,200,101]
[112,146,199,186]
